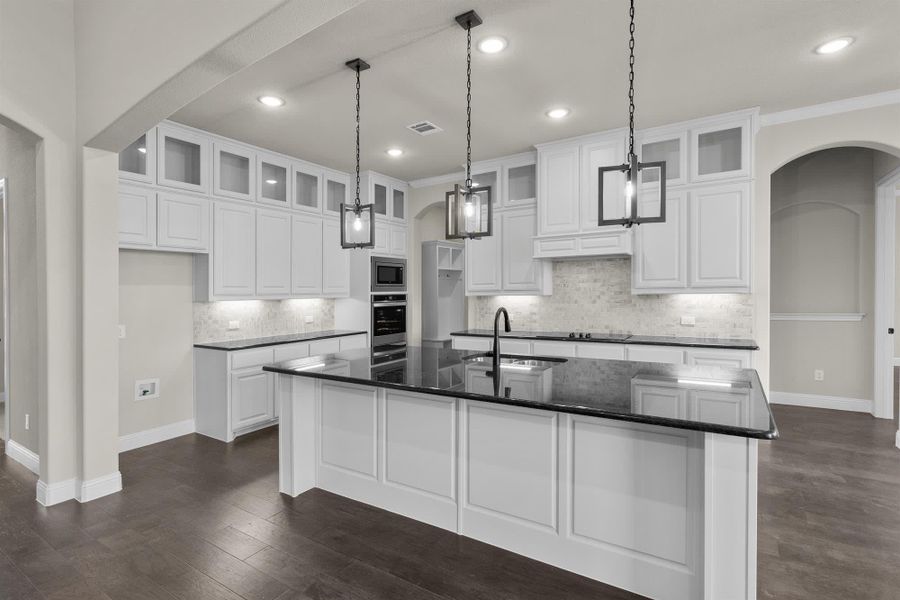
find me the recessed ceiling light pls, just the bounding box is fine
[258,95,285,107]
[546,107,570,119]
[265,179,278,185]
[814,37,854,55]
[478,36,507,54]
[386,148,404,157]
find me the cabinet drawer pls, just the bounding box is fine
[626,345,685,365]
[452,336,492,352]
[532,340,577,358]
[500,339,533,355]
[576,343,626,360]
[273,343,310,362]
[685,348,751,369]
[309,337,341,356]
[339,334,368,351]
[231,347,275,370]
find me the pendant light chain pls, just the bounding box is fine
[465,23,473,189]
[354,65,362,211]
[627,0,636,159]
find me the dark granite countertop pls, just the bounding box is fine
[194,330,367,351]
[450,329,759,350]
[263,346,777,440]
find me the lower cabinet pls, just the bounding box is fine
[195,333,368,443]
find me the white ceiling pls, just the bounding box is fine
[171,0,900,182]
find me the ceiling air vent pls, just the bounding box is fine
[407,120,443,136]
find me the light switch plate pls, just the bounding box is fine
[228,320,240,330]
[814,369,824,381]
[118,325,127,339]
[680,316,696,326]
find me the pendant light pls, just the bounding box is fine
[341,58,376,248]
[598,0,666,228]
[446,10,492,240]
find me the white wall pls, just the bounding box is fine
[770,148,880,400]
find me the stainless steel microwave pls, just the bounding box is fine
[371,257,406,292]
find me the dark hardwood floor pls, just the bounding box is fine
[1,404,899,600]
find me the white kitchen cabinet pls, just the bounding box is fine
[257,151,292,208]
[157,192,209,252]
[631,382,689,419]
[391,186,407,221]
[689,389,750,427]
[256,209,292,297]
[309,336,341,356]
[533,340,577,357]
[373,221,390,255]
[452,336,493,352]
[212,201,255,298]
[689,182,751,290]
[690,116,752,183]
[119,130,156,184]
[685,348,752,369]
[157,123,209,194]
[324,170,349,215]
[577,343,626,360]
[465,231,502,294]
[372,179,389,218]
[581,134,627,230]
[213,140,256,201]
[339,334,368,351]
[637,129,688,187]
[626,345,686,365]
[632,190,688,292]
[322,218,350,296]
[501,207,543,291]
[118,185,156,248]
[389,224,407,256]
[291,214,324,295]
[293,162,322,213]
[537,145,580,234]
[231,368,275,432]
[505,159,536,207]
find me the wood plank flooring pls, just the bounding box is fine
[1,404,898,600]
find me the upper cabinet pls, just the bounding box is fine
[363,171,408,223]
[637,129,688,187]
[213,140,256,202]
[469,152,535,210]
[257,151,292,208]
[119,130,156,184]
[157,123,209,194]
[689,115,752,183]
[324,169,349,216]
[293,162,322,213]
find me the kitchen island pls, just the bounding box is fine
[264,346,777,600]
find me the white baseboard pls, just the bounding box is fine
[896,430,900,450]
[36,478,77,506]
[119,419,195,453]
[5,439,39,475]
[79,471,123,502]
[36,470,123,506]
[893,357,900,367]
[769,391,873,413]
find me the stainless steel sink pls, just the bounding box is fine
[462,354,567,370]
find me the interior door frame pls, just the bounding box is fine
[874,166,900,425]
[1,178,9,443]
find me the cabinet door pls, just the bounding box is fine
[257,152,292,208]
[504,161,536,206]
[533,340,577,358]
[577,343,626,360]
[157,193,209,252]
[501,208,542,291]
[119,130,156,184]
[324,171,348,216]
[213,202,255,297]
[213,140,255,201]
[157,124,209,194]
[581,135,627,231]
[231,369,274,432]
[322,218,350,296]
[631,383,688,419]
[689,389,750,427]
[472,168,500,208]
[626,345,685,365]
[690,119,751,183]
[119,185,156,248]
[466,233,501,293]
[391,185,407,221]
[291,214,323,295]
[689,182,750,290]
[637,131,687,187]
[372,180,389,218]
[373,221,390,254]
[255,209,291,296]
[685,348,751,369]
[537,145,580,235]
[389,225,407,256]
[293,162,322,213]
[339,334,368,351]
[632,190,687,292]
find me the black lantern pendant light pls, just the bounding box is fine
[446,10,492,240]
[598,0,666,228]
[341,58,376,248]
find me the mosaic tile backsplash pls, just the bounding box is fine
[469,259,754,338]
[193,299,335,343]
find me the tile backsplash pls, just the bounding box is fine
[193,299,335,342]
[469,259,753,338]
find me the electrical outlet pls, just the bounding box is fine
[118,324,127,339]
[680,316,696,326]
[304,316,314,324]
[228,320,240,330]
[25,414,30,430]
[814,369,824,382]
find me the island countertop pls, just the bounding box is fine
[450,329,760,350]
[263,345,777,439]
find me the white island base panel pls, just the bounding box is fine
[276,374,757,600]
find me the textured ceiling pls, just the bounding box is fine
[171,0,900,181]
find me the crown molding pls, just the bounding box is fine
[760,89,900,128]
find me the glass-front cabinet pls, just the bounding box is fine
[471,169,499,207]
[293,162,322,213]
[213,141,256,201]
[638,130,687,187]
[257,152,291,208]
[324,170,349,215]
[505,162,536,205]
[119,130,156,184]
[392,187,406,221]
[373,181,388,217]
[690,118,751,182]
[157,124,209,194]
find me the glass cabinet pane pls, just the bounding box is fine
[295,171,319,209]
[326,178,346,212]
[119,135,148,176]
[507,164,536,202]
[472,171,498,204]
[392,188,405,220]
[374,183,387,215]
[219,151,250,195]
[697,127,742,175]
[641,138,680,183]
[164,136,202,185]
[261,161,287,203]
